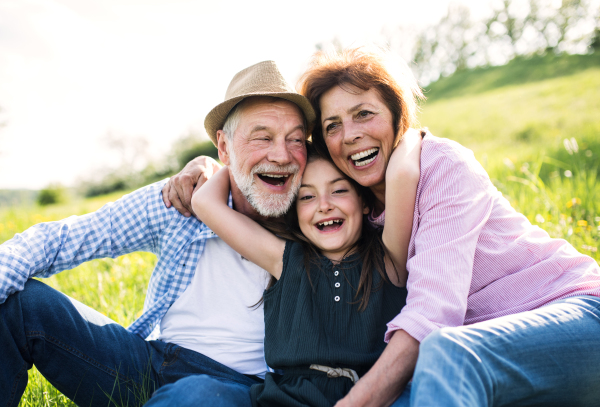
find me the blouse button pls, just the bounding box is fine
[335,282,341,288]
[334,271,339,276]
[334,296,340,302]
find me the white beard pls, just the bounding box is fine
[229,149,301,217]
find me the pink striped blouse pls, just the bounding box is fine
[374,134,600,343]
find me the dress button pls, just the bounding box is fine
[334,296,340,302]
[334,271,339,276]
[335,282,341,288]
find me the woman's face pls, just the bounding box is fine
[319,85,396,189]
[296,158,369,262]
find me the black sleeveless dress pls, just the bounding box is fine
[251,241,408,407]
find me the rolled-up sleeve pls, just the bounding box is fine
[385,147,493,342]
[0,180,170,304]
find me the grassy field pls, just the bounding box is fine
[0,193,156,407]
[0,52,598,406]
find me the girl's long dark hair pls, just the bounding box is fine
[258,142,398,311]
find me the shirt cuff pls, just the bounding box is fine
[384,310,444,343]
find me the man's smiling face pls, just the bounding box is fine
[218,97,307,218]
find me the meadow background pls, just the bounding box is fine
[0,49,597,406]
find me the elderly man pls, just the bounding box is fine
[0,61,315,407]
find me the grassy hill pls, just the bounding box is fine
[419,52,600,174]
[423,52,600,100]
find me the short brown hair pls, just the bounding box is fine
[299,46,424,150]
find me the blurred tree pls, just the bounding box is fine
[171,131,219,169]
[380,0,600,85]
[402,3,486,83]
[80,130,217,198]
[37,184,67,206]
[590,28,600,51]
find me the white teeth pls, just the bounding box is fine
[318,219,342,227]
[355,156,377,167]
[261,174,285,178]
[350,148,378,161]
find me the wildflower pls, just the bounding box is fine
[563,138,579,155]
[577,220,588,226]
[535,214,545,223]
[503,157,515,170]
[595,217,600,222]
[566,198,581,208]
[567,227,573,236]
[564,170,572,178]
[585,150,593,157]
[570,137,579,153]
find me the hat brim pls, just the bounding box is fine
[204,92,316,146]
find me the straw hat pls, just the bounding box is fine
[204,60,316,145]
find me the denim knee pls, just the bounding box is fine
[7,279,51,311]
[146,375,252,407]
[413,328,494,407]
[419,327,460,359]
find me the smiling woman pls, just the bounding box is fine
[318,85,397,209]
[297,46,600,407]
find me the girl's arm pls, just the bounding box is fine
[382,129,422,287]
[191,167,286,279]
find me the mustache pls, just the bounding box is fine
[250,163,300,176]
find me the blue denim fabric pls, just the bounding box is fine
[0,280,260,407]
[391,296,600,407]
[145,375,253,407]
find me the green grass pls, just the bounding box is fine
[1,52,599,405]
[0,191,156,407]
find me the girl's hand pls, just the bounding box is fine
[191,166,231,223]
[386,128,422,184]
[382,129,422,287]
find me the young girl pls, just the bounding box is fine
[191,144,418,407]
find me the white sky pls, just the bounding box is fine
[0,0,491,189]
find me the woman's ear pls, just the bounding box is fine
[216,130,230,165]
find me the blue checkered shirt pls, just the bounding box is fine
[0,179,222,339]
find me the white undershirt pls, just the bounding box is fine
[158,237,271,378]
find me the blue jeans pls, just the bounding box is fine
[391,296,600,407]
[0,279,259,407]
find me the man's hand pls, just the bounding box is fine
[162,156,222,217]
[334,330,419,407]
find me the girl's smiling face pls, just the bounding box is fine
[296,158,370,262]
